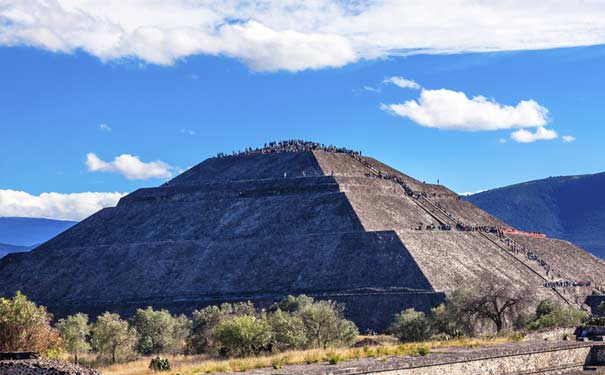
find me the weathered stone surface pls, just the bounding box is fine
[0,149,603,330]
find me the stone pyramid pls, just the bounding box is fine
[1,141,604,330]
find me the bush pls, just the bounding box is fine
[326,351,344,365]
[418,346,430,356]
[536,299,557,318]
[0,291,63,355]
[430,296,472,337]
[149,357,171,372]
[389,309,432,342]
[527,301,587,331]
[215,315,272,357]
[91,312,137,364]
[272,356,288,369]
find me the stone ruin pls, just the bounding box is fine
[0,353,100,375]
[1,141,604,330]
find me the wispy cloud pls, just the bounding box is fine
[99,123,112,132]
[1,1,605,71]
[0,189,124,221]
[562,135,576,143]
[86,153,173,180]
[180,128,196,136]
[384,76,421,90]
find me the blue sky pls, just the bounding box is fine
[1,1,604,220]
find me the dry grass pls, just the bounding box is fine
[95,336,514,375]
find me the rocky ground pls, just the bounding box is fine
[0,358,101,375]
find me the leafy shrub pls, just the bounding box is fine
[272,356,288,369]
[430,301,470,337]
[418,346,429,356]
[536,299,557,318]
[389,308,432,342]
[527,301,587,331]
[149,357,171,372]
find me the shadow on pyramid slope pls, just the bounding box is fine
[1,141,604,331]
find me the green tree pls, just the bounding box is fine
[430,291,477,337]
[536,299,557,318]
[171,314,192,355]
[527,301,587,331]
[215,315,272,357]
[91,312,137,364]
[56,313,91,364]
[130,307,190,355]
[389,308,432,342]
[270,295,314,313]
[0,291,62,354]
[187,302,255,354]
[297,298,358,349]
[268,309,307,351]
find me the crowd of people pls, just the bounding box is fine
[215,140,362,158]
[544,280,592,288]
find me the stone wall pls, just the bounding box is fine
[233,341,603,375]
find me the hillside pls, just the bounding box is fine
[1,142,603,330]
[465,172,605,258]
[0,243,33,259]
[0,217,77,247]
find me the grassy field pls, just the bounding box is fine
[94,335,515,375]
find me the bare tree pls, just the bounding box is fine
[458,273,534,333]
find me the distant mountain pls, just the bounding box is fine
[0,243,34,259]
[465,172,605,258]
[0,217,77,247]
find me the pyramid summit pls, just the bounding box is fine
[1,140,604,330]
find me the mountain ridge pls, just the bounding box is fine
[465,172,605,258]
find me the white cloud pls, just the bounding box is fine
[0,189,124,221]
[1,1,605,71]
[99,123,111,132]
[384,76,421,90]
[459,189,487,196]
[180,128,196,136]
[86,153,173,180]
[499,138,507,144]
[510,127,558,143]
[380,88,549,131]
[362,85,380,93]
[562,135,576,143]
